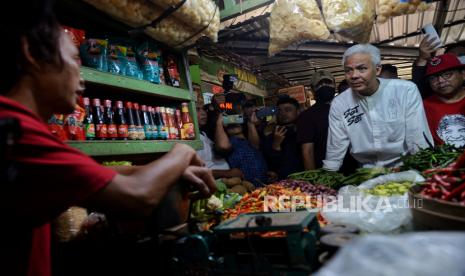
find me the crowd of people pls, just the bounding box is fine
[1,0,464,275]
[199,37,465,184]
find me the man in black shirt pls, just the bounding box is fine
[297,70,336,170]
[263,97,303,179]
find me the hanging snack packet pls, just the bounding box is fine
[125,45,143,79]
[137,42,163,84]
[322,0,375,43]
[80,38,108,71]
[268,0,330,56]
[107,44,127,75]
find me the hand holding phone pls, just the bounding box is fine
[422,23,442,50]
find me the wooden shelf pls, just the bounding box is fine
[68,140,203,156]
[81,67,191,101]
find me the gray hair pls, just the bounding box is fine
[342,44,381,67]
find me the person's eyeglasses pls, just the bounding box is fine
[428,70,456,83]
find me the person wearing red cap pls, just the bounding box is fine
[423,53,465,147]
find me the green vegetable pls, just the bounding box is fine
[102,161,133,166]
[363,181,412,196]
[288,169,345,189]
[400,144,462,174]
[341,167,391,186]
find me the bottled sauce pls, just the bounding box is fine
[93,98,107,140]
[153,106,165,140]
[166,55,180,87]
[133,103,146,140]
[181,102,195,139]
[115,101,128,140]
[167,108,179,140]
[125,102,138,140]
[159,107,169,140]
[148,106,157,140]
[83,97,95,140]
[141,105,153,140]
[175,108,185,140]
[104,99,118,140]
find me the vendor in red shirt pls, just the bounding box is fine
[423,53,465,147]
[0,1,215,276]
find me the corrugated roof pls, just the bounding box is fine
[210,0,465,87]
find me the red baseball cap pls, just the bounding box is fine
[425,53,465,76]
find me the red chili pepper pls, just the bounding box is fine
[453,150,465,169]
[423,167,456,175]
[461,190,465,201]
[444,181,465,201]
[433,174,452,189]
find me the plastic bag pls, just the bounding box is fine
[321,170,424,233]
[321,0,375,43]
[53,207,88,242]
[137,42,163,84]
[80,38,108,71]
[376,0,432,24]
[268,0,330,56]
[315,232,465,276]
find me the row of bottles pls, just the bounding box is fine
[48,97,195,141]
[83,98,195,141]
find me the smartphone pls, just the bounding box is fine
[422,23,442,49]
[223,114,244,125]
[256,106,277,119]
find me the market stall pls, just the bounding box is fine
[28,0,465,275]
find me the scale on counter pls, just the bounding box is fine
[212,210,320,275]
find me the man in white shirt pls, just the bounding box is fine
[323,44,433,171]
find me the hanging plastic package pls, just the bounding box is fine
[80,38,108,71]
[376,0,432,24]
[125,45,143,79]
[321,0,375,43]
[107,44,127,75]
[268,0,330,56]
[137,42,163,84]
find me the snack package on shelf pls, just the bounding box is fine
[80,38,108,71]
[83,0,219,48]
[268,0,330,56]
[107,44,127,75]
[376,0,433,24]
[137,42,163,84]
[322,0,375,43]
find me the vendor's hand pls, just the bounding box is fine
[272,126,287,150]
[182,166,216,197]
[171,143,204,167]
[224,168,244,179]
[418,35,441,63]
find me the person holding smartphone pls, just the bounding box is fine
[263,97,303,179]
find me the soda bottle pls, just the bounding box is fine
[125,102,138,140]
[104,99,118,140]
[93,98,107,140]
[133,103,146,140]
[141,105,153,139]
[159,107,169,140]
[148,106,157,140]
[115,101,128,140]
[83,97,95,140]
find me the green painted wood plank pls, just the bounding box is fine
[81,67,191,101]
[68,139,203,156]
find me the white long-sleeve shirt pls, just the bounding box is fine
[323,78,433,171]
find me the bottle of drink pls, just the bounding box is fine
[93,98,107,140]
[115,101,128,140]
[125,102,138,140]
[175,108,185,140]
[181,102,195,139]
[133,103,146,140]
[148,106,157,140]
[153,106,163,140]
[141,105,153,140]
[104,99,118,140]
[159,107,169,140]
[83,97,95,140]
[169,108,180,139]
[166,55,180,87]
